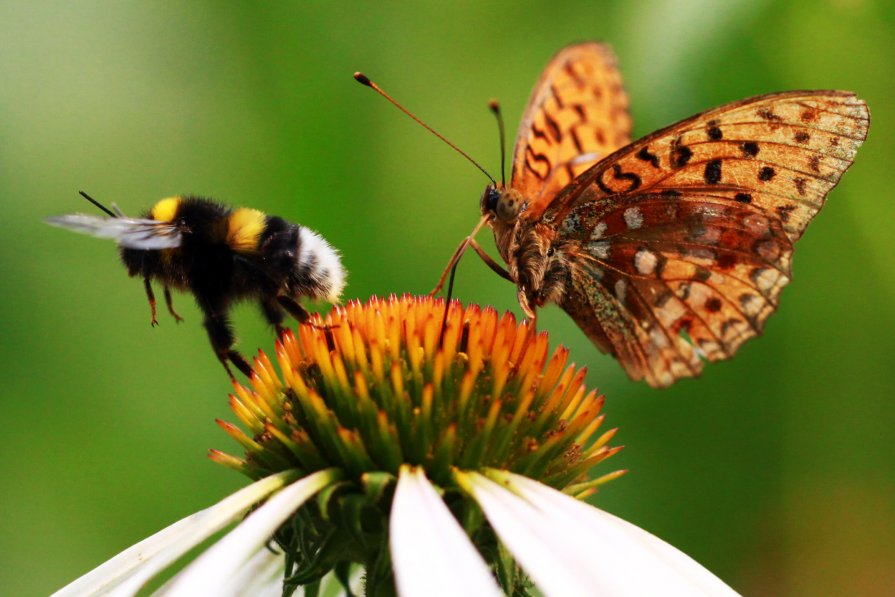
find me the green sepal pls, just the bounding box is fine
[334,561,357,597]
[316,480,353,522]
[361,471,395,505]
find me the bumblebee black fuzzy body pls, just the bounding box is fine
[48,194,346,378]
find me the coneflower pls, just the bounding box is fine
[54,295,737,596]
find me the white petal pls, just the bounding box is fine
[225,547,285,597]
[162,468,338,596]
[464,471,739,597]
[52,471,300,597]
[390,466,501,597]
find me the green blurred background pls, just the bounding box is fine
[2,1,892,595]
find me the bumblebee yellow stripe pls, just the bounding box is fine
[150,197,182,222]
[227,207,266,252]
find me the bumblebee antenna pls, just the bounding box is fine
[488,99,507,188]
[354,72,496,186]
[78,190,117,218]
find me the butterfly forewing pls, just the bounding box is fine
[551,90,868,386]
[548,91,868,236]
[510,42,632,217]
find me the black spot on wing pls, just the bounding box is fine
[524,146,551,180]
[671,141,693,168]
[544,112,562,142]
[636,147,660,168]
[808,155,821,173]
[704,159,722,184]
[776,204,796,223]
[740,141,759,157]
[570,127,584,153]
[611,164,641,191]
[596,164,642,194]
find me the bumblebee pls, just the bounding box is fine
[47,192,346,379]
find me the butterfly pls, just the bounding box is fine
[434,42,869,387]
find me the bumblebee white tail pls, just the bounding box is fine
[297,226,346,303]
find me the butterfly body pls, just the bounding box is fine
[477,43,868,387]
[480,184,564,315]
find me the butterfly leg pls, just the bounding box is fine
[516,287,539,341]
[143,277,159,327]
[469,239,513,281]
[434,238,514,347]
[431,215,505,296]
[431,236,513,296]
[430,237,471,296]
[516,289,536,319]
[163,286,184,323]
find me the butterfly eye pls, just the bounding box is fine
[485,187,501,213]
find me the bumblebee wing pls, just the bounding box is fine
[46,214,182,249]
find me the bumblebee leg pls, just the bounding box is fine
[163,286,184,323]
[277,296,336,332]
[276,296,311,323]
[202,310,252,379]
[143,278,159,327]
[228,350,253,378]
[218,354,238,380]
[261,298,287,337]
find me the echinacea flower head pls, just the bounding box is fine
[56,295,739,597]
[212,294,621,593]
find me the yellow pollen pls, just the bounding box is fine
[227,207,266,253]
[150,197,182,222]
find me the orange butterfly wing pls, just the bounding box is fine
[509,42,632,218]
[550,91,869,387]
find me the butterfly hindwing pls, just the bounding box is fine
[560,192,791,385]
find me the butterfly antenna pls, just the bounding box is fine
[488,99,507,188]
[78,190,117,218]
[354,72,496,186]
